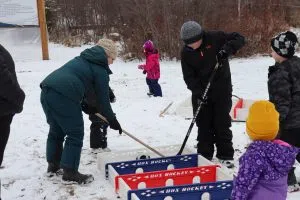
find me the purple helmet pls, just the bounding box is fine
[143,40,154,52]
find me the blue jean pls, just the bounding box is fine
[40,88,84,170]
[146,78,162,97]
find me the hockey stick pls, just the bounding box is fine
[159,101,174,117]
[95,113,165,157]
[232,119,246,123]
[177,62,220,155]
[185,117,245,123]
[232,94,241,99]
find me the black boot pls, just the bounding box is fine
[47,162,62,177]
[147,92,154,96]
[62,168,94,184]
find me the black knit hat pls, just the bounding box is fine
[180,21,203,45]
[271,31,298,58]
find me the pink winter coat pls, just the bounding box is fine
[140,53,160,79]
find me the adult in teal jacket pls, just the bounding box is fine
[40,39,122,184]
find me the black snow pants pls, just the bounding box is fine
[0,114,14,166]
[279,128,300,185]
[192,94,234,160]
[89,114,108,149]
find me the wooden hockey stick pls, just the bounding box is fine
[95,113,165,157]
[185,117,245,123]
[159,101,174,117]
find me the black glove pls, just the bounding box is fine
[81,101,97,115]
[216,50,228,64]
[143,70,147,74]
[109,87,116,103]
[109,118,122,135]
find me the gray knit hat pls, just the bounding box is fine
[180,21,203,44]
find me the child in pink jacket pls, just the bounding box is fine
[138,40,162,97]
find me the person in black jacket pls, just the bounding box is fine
[81,87,116,152]
[268,31,300,192]
[0,44,25,167]
[180,21,245,168]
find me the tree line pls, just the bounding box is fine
[46,0,300,60]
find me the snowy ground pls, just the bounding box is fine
[1,43,300,199]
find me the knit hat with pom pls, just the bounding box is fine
[143,40,154,52]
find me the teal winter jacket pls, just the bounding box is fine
[40,46,115,121]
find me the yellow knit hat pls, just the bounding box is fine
[97,38,118,60]
[246,100,279,141]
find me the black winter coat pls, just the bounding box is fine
[0,44,25,116]
[181,31,245,100]
[268,56,300,129]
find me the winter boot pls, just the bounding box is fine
[47,162,63,177]
[288,184,300,193]
[218,159,235,169]
[147,92,154,96]
[62,168,94,184]
[91,147,111,154]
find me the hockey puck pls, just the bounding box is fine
[136,154,151,160]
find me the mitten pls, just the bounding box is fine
[216,49,228,64]
[109,118,122,135]
[138,65,144,69]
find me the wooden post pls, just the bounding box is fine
[37,0,49,60]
